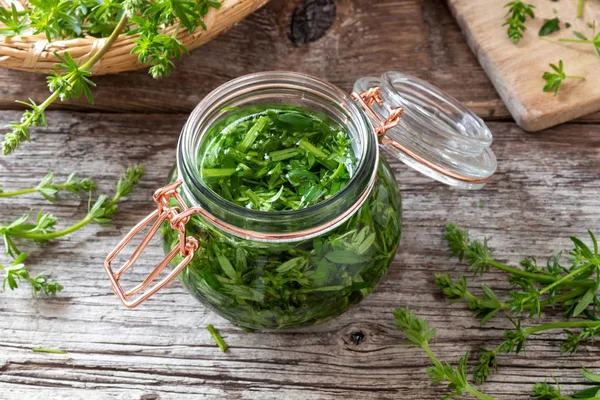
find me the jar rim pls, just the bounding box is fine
[176,71,379,239]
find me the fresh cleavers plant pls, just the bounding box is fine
[394,307,600,400]
[0,0,221,155]
[436,223,600,384]
[0,164,144,295]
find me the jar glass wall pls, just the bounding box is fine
[160,72,403,330]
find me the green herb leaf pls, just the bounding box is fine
[539,17,560,36]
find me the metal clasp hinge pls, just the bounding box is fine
[351,86,404,140]
[104,180,199,308]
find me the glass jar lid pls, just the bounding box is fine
[353,71,497,189]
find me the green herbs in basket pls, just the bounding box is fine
[0,0,222,155]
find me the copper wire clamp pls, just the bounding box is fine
[104,180,199,308]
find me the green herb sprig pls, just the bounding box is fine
[503,0,535,43]
[0,3,29,36]
[438,223,600,383]
[558,22,600,57]
[542,60,586,96]
[394,308,600,400]
[394,307,496,400]
[0,164,144,293]
[0,253,63,296]
[0,172,96,202]
[1,0,222,155]
[1,164,145,257]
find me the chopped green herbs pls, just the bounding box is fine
[539,17,560,36]
[161,105,402,329]
[200,106,356,211]
[207,324,228,352]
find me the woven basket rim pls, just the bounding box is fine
[0,0,268,75]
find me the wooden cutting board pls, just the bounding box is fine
[447,0,600,131]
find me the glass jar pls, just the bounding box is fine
[104,71,497,330]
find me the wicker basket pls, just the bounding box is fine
[0,0,269,75]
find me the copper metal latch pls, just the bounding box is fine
[351,86,491,185]
[351,86,404,139]
[104,180,199,308]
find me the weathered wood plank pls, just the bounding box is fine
[0,0,508,119]
[0,111,599,399]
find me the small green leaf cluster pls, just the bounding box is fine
[503,0,535,43]
[438,224,600,384]
[533,368,600,399]
[0,165,143,295]
[0,4,29,36]
[542,60,586,96]
[0,253,63,296]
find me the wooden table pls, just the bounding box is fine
[1,1,599,399]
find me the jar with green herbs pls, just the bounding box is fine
[105,71,497,330]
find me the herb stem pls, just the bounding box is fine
[32,348,67,354]
[488,260,556,283]
[238,116,268,153]
[80,16,128,71]
[558,38,593,44]
[565,75,586,80]
[577,0,585,18]
[524,320,600,336]
[298,139,336,170]
[488,259,593,288]
[464,386,497,400]
[538,263,594,297]
[207,324,228,352]
[0,187,38,197]
[10,215,93,241]
[202,168,237,178]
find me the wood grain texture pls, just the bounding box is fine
[1,0,600,399]
[1,111,599,399]
[447,0,600,131]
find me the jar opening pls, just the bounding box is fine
[177,72,378,238]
